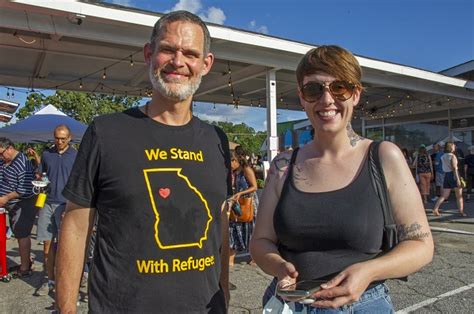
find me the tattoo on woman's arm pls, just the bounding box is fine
[397,222,430,241]
[346,123,364,147]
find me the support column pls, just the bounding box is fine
[266,69,278,161]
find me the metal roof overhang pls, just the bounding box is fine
[1,0,474,152]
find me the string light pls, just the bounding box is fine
[227,62,238,106]
[79,79,83,89]
[130,55,134,66]
[102,68,107,80]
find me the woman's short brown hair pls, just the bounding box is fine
[444,142,455,153]
[296,45,362,89]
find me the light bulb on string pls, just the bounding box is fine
[102,68,107,80]
[130,55,134,66]
[6,89,10,98]
[79,79,83,89]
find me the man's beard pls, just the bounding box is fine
[149,64,202,101]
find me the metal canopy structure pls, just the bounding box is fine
[1,0,473,158]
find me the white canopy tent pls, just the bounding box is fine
[0,104,87,143]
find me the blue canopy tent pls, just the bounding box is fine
[0,105,87,143]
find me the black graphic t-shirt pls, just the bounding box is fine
[63,108,231,313]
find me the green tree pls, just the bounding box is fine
[17,90,141,124]
[210,121,267,154]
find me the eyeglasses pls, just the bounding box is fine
[54,137,69,142]
[300,80,357,102]
[0,146,10,156]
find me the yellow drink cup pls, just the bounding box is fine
[35,193,47,208]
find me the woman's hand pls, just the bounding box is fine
[311,263,372,309]
[276,261,299,291]
[232,192,241,202]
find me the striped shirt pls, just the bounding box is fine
[0,152,35,204]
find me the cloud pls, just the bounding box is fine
[170,0,202,13]
[168,0,226,25]
[110,0,133,6]
[248,20,269,34]
[200,7,226,25]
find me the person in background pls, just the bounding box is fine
[412,144,433,204]
[229,149,258,268]
[463,146,474,202]
[432,142,465,216]
[34,125,77,297]
[431,142,445,202]
[0,137,36,278]
[56,11,231,313]
[250,45,433,312]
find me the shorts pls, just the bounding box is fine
[7,197,37,239]
[435,172,445,187]
[37,202,66,241]
[263,278,394,313]
[443,172,458,189]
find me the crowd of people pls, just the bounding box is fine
[1,9,470,313]
[402,141,471,217]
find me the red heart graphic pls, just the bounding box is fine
[159,188,171,199]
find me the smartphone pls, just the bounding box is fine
[276,280,326,302]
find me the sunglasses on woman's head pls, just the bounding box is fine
[300,80,356,102]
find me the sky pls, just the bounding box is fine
[1,0,473,131]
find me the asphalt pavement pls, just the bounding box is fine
[1,197,474,313]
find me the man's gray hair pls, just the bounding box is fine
[54,124,71,135]
[149,10,211,56]
[0,137,13,149]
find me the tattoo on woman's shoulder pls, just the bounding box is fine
[397,222,430,241]
[346,123,364,147]
[273,155,291,172]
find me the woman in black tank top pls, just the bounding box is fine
[250,46,434,313]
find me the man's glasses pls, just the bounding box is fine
[300,80,356,102]
[54,137,69,142]
[0,146,10,156]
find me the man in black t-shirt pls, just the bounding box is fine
[56,11,231,313]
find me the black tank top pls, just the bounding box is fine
[274,147,384,280]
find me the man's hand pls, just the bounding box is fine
[311,263,372,309]
[0,195,8,207]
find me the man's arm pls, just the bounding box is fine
[56,201,95,313]
[219,202,230,308]
[0,191,20,207]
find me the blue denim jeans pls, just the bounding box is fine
[263,278,394,313]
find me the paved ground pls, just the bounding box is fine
[1,197,473,313]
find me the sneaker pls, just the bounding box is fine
[431,197,438,202]
[34,281,54,296]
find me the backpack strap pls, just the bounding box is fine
[279,147,300,199]
[369,141,408,281]
[368,142,395,230]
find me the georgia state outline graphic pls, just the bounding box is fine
[143,168,212,249]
